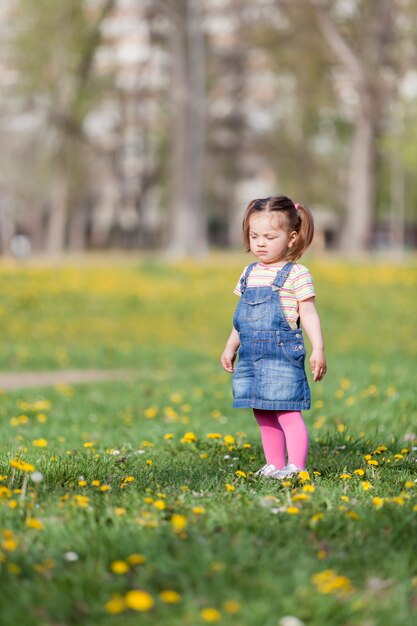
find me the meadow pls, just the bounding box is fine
[0,252,416,626]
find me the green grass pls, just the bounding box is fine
[0,253,416,625]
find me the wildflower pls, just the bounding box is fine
[26,518,44,530]
[303,485,315,492]
[114,507,126,516]
[293,494,310,502]
[207,433,222,439]
[224,435,235,444]
[111,561,129,574]
[286,506,300,515]
[235,470,246,478]
[200,607,221,622]
[0,486,11,498]
[146,460,153,465]
[100,485,111,492]
[311,513,324,523]
[127,554,146,565]
[312,569,353,596]
[346,511,360,520]
[171,514,187,532]
[353,469,365,476]
[192,507,205,514]
[91,480,100,487]
[159,590,181,603]
[73,495,89,508]
[144,406,158,419]
[200,453,208,459]
[223,600,241,613]
[105,594,126,614]
[391,496,404,506]
[180,432,197,443]
[164,433,174,440]
[153,500,166,511]
[225,484,235,492]
[372,497,384,508]
[361,481,372,491]
[340,495,349,502]
[10,459,35,473]
[124,590,154,612]
[298,471,310,481]
[83,442,94,448]
[32,438,48,448]
[63,551,79,561]
[339,473,351,480]
[367,459,379,466]
[405,481,415,489]
[124,476,136,483]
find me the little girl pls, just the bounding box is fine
[221,196,327,479]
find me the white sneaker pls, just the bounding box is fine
[254,463,278,477]
[271,463,303,479]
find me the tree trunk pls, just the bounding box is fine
[167,0,207,258]
[46,165,68,254]
[341,105,377,252]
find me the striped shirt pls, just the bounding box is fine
[234,262,315,329]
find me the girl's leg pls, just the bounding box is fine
[253,409,286,469]
[276,411,308,470]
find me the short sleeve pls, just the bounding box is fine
[233,266,247,296]
[290,265,315,301]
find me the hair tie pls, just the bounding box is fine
[293,202,300,211]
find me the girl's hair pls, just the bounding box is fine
[242,195,314,261]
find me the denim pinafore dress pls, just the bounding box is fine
[232,261,311,411]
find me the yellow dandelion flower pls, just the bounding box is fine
[207,433,222,439]
[346,511,360,520]
[192,507,206,514]
[392,496,404,506]
[73,495,89,508]
[200,607,221,622]
[114,507,127,516]
[361,481,372,491]
[146,460,153,465]
[144,406,158,419]
[339,473,351,480]
[225,483,235,492]
[223,600,241,613]
[235,470,246,478]
[353,469,365,476]
[164,433,174,440]
[340,495,349,502]
[405,481,415,489]
[367,459,379,466]
[124,590,154,612]
[32,438,48,447]
[9,459,35,473]
[111,561,129,574]
[311,513,324,523]
[372,497,384,508]
[159,590,181,604]
[26,518,44,530]
[100,485,111,492]
[413,504,417,512]
[78,480,87,487]
[105,594,126,614]
[153,500,166,510]
[293,493,310,502]
[127,554,146,565]
[223,435,235,444]
[91,480,100,487]
[303,484,315,492]
[243,443,251,448]
[394,454,404,460]
[298,471,310,481]
[200,453,208,459]
[286,506,300,515]
[0,487,11,498]
[171,514,187,532]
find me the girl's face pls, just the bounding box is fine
[248,212,297,264]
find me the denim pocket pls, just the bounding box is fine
[242,293,271,322]
[280,341,306,368]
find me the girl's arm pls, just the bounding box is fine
[220,327,240,373]
[298,297,327,382]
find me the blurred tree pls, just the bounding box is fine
[307,0,400,252]
[156,0,208,257]
[12,0,116,254]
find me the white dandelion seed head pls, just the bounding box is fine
[279,617,305,626]
[63,551,79,562]
[30,471,43,483]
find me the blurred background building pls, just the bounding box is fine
[0,0,416,258]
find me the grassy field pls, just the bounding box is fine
[0,252,416,626]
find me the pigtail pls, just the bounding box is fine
[287,203,314,262]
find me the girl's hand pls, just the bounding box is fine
[310,349,327,382]
[221,347,237,373]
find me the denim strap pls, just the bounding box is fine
[239,262,258,293]
[272,261,293,289]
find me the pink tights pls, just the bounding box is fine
[253,409,308,470]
